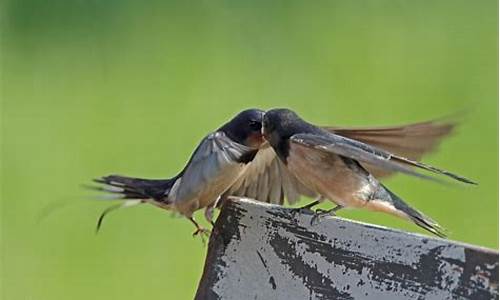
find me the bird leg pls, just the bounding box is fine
[310,205,343,226]
[295,195,323,212]
[300,200,321,210]
[204,205,216,228]
[189,217,211,243]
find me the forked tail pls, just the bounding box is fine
[380,185,447,238]
[92,174,174,201]
[88,175,176,232]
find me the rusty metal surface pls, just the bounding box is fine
[195,198,498,300]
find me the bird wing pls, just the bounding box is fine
[322,118,455,177]
[290,132,476,184]
[172,131,255,204]
[224,143,317,205]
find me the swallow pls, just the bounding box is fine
[259,108,476,237]
[222,112,460,206]
[91,109,266,237]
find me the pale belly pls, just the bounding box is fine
[170,164,246,217]
[287,144,373,208]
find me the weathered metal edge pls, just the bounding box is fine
[228,197,498,254]
[195,197,499,300]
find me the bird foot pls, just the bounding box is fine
[290,207,313,217]
[290,200,322,218]
[192,227,211,244]
[192,227,211,237]
[310,208,337,226]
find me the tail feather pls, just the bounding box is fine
[409,212,447,238]
[88,175,175,233]
[95,200,142,233]
[377,185,447,238]
[391,156,477,185]
[92,175,174,201]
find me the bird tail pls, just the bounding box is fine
[88,175,177,233]
[371,185,447,238]
[91,174,175,201]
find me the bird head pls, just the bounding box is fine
[219,109,265,148]
[263,108,304,148]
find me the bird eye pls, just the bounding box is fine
[249,120,262,131]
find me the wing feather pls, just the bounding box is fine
[324,119,456,177]
[290,133,476,184]
[225,145,317,205]
[172,132,252,203]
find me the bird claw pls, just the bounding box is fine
[291,204,318,216]
[310,208,336,226]
[192,227,211,244]
[290,207,313,218]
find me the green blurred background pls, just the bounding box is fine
[1,1,498,299]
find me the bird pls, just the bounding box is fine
[90,107,470,238]
[258,108,476,237]
[90,109,266,237]
[222,111,461,206]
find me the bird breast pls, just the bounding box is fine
[287,143,374,208]
[169,163,247,216]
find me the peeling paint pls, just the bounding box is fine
[196,198,499,300]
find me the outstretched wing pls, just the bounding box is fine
[171,131,256,204]
[224,144,317,205]
[323,119,455,177]
[290,132,476,184]
[224,119,463,205]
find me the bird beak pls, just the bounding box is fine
[246,131,265,148]
[261,123,269,140]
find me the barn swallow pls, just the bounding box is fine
[260,108,476,237]
[222,112,461,207]
[91,109,265,237]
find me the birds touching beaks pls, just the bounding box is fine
[89,107,476,239]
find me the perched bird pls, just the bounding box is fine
[223,112,460,206]
[91,109,266,236]
[91,107,471,238]
[259,108,476,237]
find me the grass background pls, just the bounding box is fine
[2,1,498,299]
